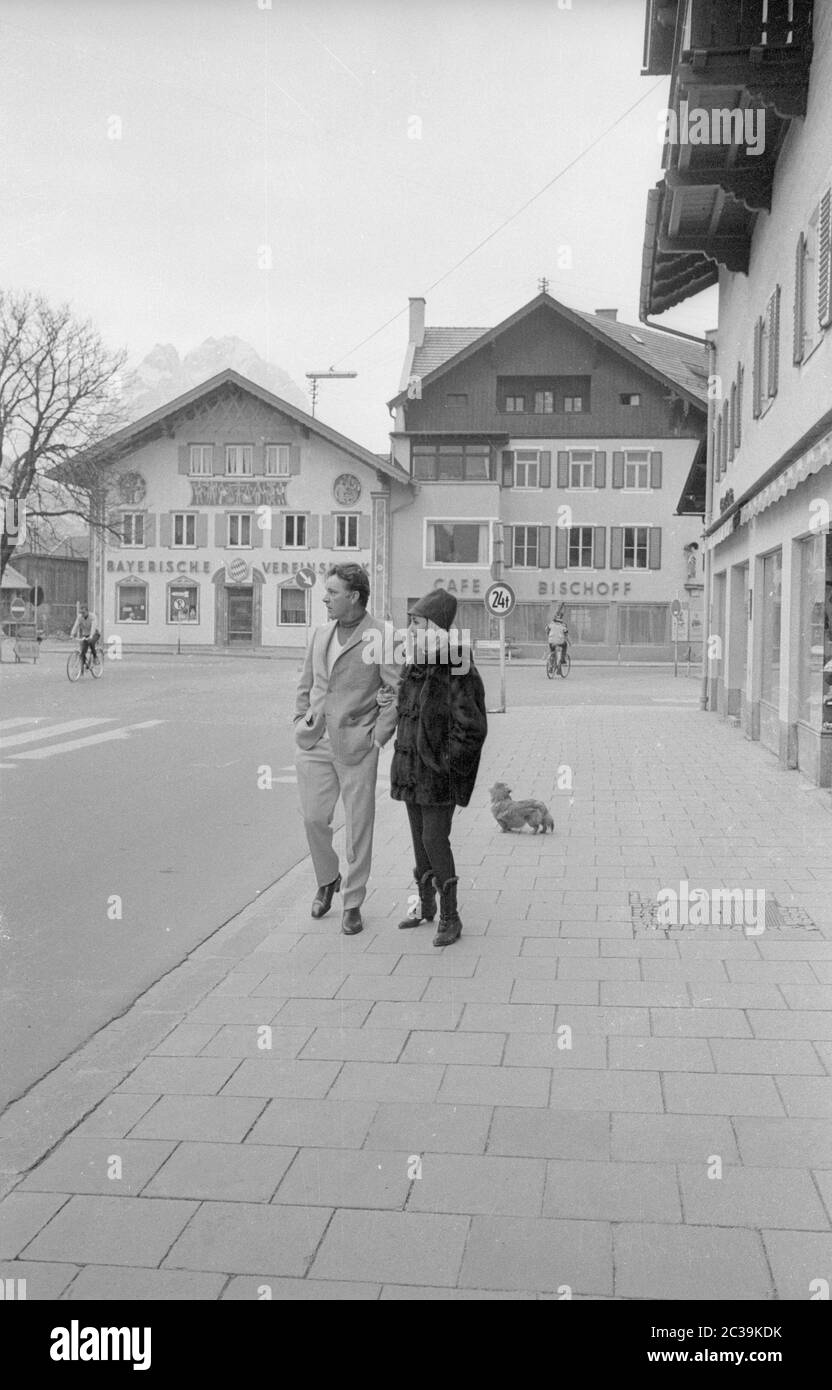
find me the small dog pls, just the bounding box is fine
[489,782,554,834]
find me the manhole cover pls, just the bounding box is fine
[629,890,818,937]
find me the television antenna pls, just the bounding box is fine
[305,369,357,417]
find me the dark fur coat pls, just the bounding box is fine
[390,657,488,807]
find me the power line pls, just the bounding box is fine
[331,77,666,367]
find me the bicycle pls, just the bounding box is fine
[67,642,103,682]
[545,645,571,679]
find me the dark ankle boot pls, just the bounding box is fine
[433,876,462,947]
[398,868,437,930]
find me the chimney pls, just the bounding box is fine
[409,297,426,346]
[595,308,618,321]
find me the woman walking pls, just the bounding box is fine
[389,589,488,946]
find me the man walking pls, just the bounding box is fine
[293,564,400,935]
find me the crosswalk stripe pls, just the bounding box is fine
[0,718,114,750]
[0,717,44,732]
[10,720,164,761]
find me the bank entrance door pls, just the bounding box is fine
[226,587,253,645]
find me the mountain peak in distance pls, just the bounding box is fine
[122,337,309,419]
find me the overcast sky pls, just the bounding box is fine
[1,0,717,451]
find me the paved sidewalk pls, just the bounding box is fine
[1,695,831,1300]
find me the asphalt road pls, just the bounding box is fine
[0,647,699,1111]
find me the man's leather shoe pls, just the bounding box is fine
[341,907,363,935]
[311,874,341,919]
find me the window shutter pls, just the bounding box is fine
[538,526,551,568]
[650,451,662,488]
[735,364,743,448]
[322,514,334,548]
[554,527,568,569]
[648,527,662,570]
[358,512,371,549]
[214,513,227,547]
[144,513,156,547]
[793,231,806,363]
[270,510,282,547]
[557,451,569,488]
[728,389,735,462]
[196,513,208,548]
[159,513,172,548]
[594,450,606,488]
[767,285,780,398]
[592,526,606,569]
[502,525,513,568]
[253,444,265,476]
[251,513,264,548]
[539,451,552,487]
[819,188,832,328]
[307,514,320,548]
[178,445,190,475]
[501,450,514,487]
[612,451,625,488]
[610,527,623,570]
[289,445,301,475]
[213,445,225,475]
[752,318,762,417]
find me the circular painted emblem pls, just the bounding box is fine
[333,473,361,505]
[227,558,249,583]
[117,470,146,505]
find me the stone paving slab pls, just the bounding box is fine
[0,694,829,1299]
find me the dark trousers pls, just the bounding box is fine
[406,802,456,886]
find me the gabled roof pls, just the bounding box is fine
[76,369,409,487]
[389,292,708,410]
[1,563,30,589]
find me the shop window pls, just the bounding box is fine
[279,585,308,625]
[618,604,669,645]
[760,549,782,706]
[566,604,609,645]
[117,583,147,623]
[168,584,199,624]
[796,533,830,728]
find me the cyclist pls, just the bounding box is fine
[70,604,101,671]
[546,608,569,676]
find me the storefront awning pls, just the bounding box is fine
[739,429,832,525]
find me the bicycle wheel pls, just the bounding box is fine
[545,654,555,679]
[89,651,104,679]
[67,651,82,682]
[559,652,571,678]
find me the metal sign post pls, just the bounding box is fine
[296,566,317,661]
[671,597,681,678]
[484,580,516,714]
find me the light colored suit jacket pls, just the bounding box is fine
[293,614,401,764]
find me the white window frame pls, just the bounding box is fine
[166,583,200,625]
[513,525,540,568]
[172,512,196,548]
[278,585,309,626]
[225,445,253,476]
[623,450,651,491]
[284,513,307,549]
[116,580,148,624]
[533,390,554,414]
[265,444,290,476]
[567,526,593,569]
[623,526,649,570]
[189,444,213,475]
[514,449,540,490]
[228,513,253,548]
[564,395,584,413]
[334,513,359,549]
[424,518,492,568]
[120,512,145,547]
[568,451,595,490]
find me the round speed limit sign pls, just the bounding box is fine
[484,581,516,618]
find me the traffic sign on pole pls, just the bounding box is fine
[296,567,316,588]
[10,597,26,621]
[484,581,516,619]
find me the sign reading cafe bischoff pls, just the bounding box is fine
[188,479,289,506]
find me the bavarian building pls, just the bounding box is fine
[86,370,409,650]
[641,0,831,785]
[387,292,708,660]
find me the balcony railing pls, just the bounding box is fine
[682,0,813,54]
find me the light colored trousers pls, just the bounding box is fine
[295,740,380,910]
